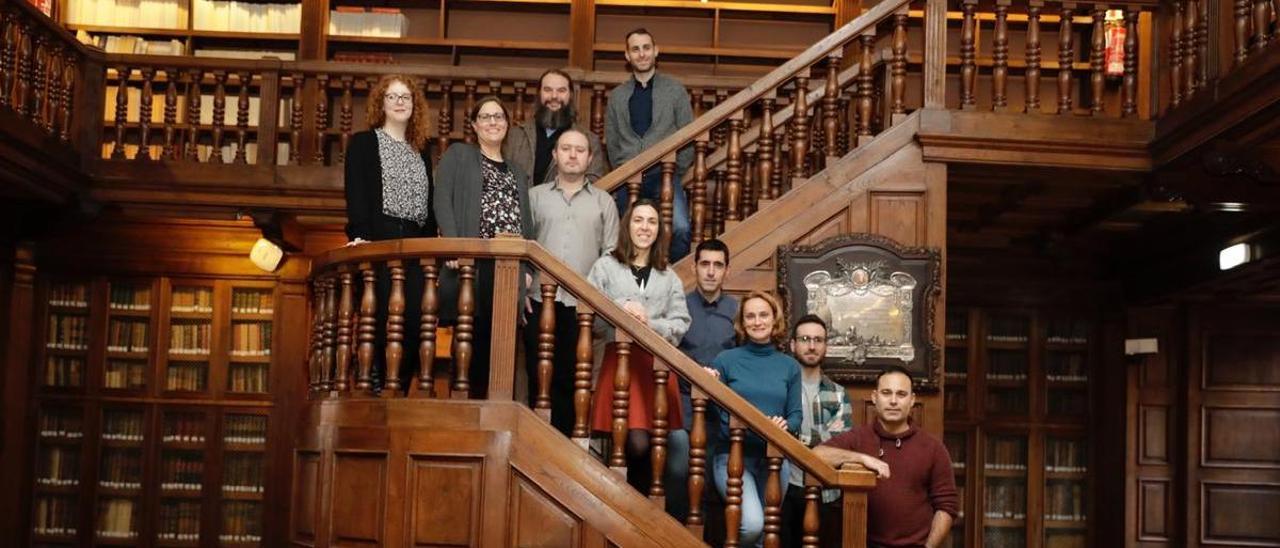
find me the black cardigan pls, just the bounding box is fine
[343,129,438,241]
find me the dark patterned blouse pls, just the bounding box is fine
[375,127,430,224]
[478,155,522,238]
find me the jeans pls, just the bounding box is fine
[614,167,691,262]
[666,429,691,521]
[713,452,791,547]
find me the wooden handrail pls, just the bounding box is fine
[592,0,913,192]
[311,237,877,491]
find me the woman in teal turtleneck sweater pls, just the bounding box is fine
[707,290,802,547]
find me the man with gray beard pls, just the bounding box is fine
[505,69,608,186]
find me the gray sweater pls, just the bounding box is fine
[586,255,691,346]
[434,142,534,240]
[605,72,695,174]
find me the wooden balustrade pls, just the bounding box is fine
[1,0,94,156]
[307,237,876,545]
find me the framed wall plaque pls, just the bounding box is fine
[777,233,942,390]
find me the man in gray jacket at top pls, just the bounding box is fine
[605,28,694,261]
[505,68,608,186]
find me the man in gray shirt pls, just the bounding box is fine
[605,28,695,261]
[524,128,620,435]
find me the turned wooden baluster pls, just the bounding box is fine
[610,335,632,471]
[1025,2,1043,113]
[13,29,30,117]
[1254,0,1273,53]
[0,14,12,110]
[437,80,453,158]
[660,156,676,253]
[234,72,250,164]
[713,89,730,149]
[39,44,56,133]
[286,74,302,165]
[757,95,776,200]
[992,0,1011,110]
[692,136,709,245]
[763,445,784,548]
[789,71,810,179]
[512,81,527,125]
[32,36,47,129]
[321,276,337,392]
[309,279,326,392]
[313,74,329,164]
[534,280,556,421]
[837,94,851,155]
[417,260,440,397]
[383,260,406,395]
[626,175,641,209]
[1233,0,1249,67]
[1170,1,1185,107]
[1089,7,1106,115]
[712,169,727,235]
[960,0,978,110]
[687,389,708,536]
[356,264,376,392]
[452,259,476,398]
[111,66,129,159]
[186,69,202,161]
[857,34,875,141]
[724,417,746,547]
[462,80,478,144]
[770,132,785,198]
[1196,0,1209,86]
[1122,8,1139,117]
[58,57,74,143]
[1058,4,1075,114]
[801,484,821,548]
[335,270,354,392]
[823,54,842,152]
[339,76,354,164]
[890,11,908,120]
[211,71,227,163]
[725,114,744,222]
[742,150,757,216]
[137,67,155,160]
[649,360,670,504]
[163,68,179,159]
[591,84,606,140]
[1183,0,1199,95]
[572,305,595,445]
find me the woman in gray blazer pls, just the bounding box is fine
[587,198,691,492]
[434,96,533,399]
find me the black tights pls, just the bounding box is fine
[626,430,652,493]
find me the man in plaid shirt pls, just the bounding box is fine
[781,314,854,548]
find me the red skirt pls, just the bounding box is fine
[591,343,684,432]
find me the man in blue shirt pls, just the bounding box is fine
[668,238,738,521]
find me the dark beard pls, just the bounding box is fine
[535,100,575,131]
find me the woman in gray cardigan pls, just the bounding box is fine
[587,198,691,492]
[433,95,533,399]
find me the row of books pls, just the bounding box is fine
[329,7,408,38]
[945,347,967,373]
[1046,352,1087,378]
[33,495,77,536]
[108,319,149,352]
[40,410,84,439]
[985,438,1027,470]
[232,290,274,314]
[987,349,1028,376]
[170,323,212,354]
[983,529,1026,548]
[105,359,147,389]
[192,0,302,34]
[97,498,138,538]
[985,389,1028,415]
[78,32,185,55]
[220,501,263,542]
[1046,318,1091,344]
[1048,390,1089,416]
[172,287,214,313]
[164,413,207,443]
[49,283,89,307]
[100,448,144,486]
[332,51,397,64]
[223,455,264,491]
[102,141,293,166]
[160,453,205,489]
[103,412,146,441]
[228,364,269,393]
[37,447,81,484]
[110,284,153,310]
[47,314,90,349]
[45,357,85,387]
[986,316,1030,342]
[103,86,294,128]
[983,480,1027,519]
[167,362,209,391]
[66,0,185,29]
[986,373,1028,381]
[944,390,966,413]
[1045,439,1087,471]
[157,501,202,541]
[1045,532,1088,548]
[1045,481,1087,521]
[225,415,267,445]
[195,48,296,60]
[945,311,968,340]
[231,322,273,356]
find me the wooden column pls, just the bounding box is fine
[0,243,36,546]
[568,0,596,69]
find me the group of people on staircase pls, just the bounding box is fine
[342,26,957,548]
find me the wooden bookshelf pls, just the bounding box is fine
[944,307,1096,548]
[27,273,282,547]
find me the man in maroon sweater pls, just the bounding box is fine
[814,366,959,548]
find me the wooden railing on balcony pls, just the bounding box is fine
[307,238,878,546]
